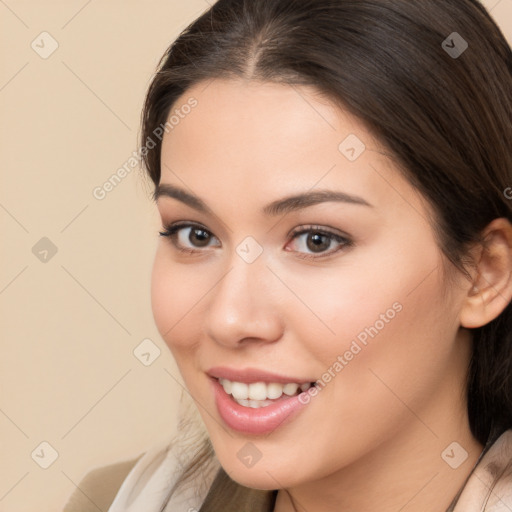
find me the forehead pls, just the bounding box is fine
[159,78,426,218]
[162,78,370,163]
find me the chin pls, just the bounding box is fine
[225,468,285,491]
[213,450,301,490]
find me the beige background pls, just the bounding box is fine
[0,1,511,510]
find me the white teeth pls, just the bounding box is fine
[267,383,283,399]
[234,398,273,408]
[231,382,249,400]
[219,378,313,404]
[248,382,267,401]
[219,378,232,394]
[283,383,299,396]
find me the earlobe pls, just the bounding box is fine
[459,218,512,329]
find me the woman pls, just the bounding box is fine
[83,0,512,510]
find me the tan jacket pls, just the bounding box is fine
[62,453,144,512]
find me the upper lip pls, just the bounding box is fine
[207,366,315,384]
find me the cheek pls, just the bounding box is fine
[282,234,449,386]
[151,250,176,339]
[304,259,456,442]
[151,251,208,399]
[150,247,204,350]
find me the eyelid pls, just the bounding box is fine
[288,224,350,240]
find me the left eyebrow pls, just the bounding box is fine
[153,184,373,216]
[262,189,373,216]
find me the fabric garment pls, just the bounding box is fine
[107,434,220,512]
[62,454,144,512]
[446,427,512,511]
[64,429,512,511]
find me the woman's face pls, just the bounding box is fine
[151,78,472,489]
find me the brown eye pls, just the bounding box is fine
[159,223,221,251]
[189,227,211,247]
[306,232,331,253]
[288,226,353,260]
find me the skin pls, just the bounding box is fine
[151,78,512,512]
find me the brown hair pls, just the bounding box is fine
[139,1,512,510]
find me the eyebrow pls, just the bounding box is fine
[153,183,373,216]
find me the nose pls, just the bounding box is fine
[204,254,285,348]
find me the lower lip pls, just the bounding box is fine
[211,378,314,435]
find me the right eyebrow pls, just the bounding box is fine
[153,184,214,215]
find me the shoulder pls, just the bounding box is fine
[63,432,221,512]
[482,429,512,510]
[62,452,146,512]
[452,429,512,511]
[107,435,220,512]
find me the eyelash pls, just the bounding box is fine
[158,222,354,260]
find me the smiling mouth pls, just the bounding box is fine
[216,377,317,408]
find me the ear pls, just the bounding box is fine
[460,218,512,328]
